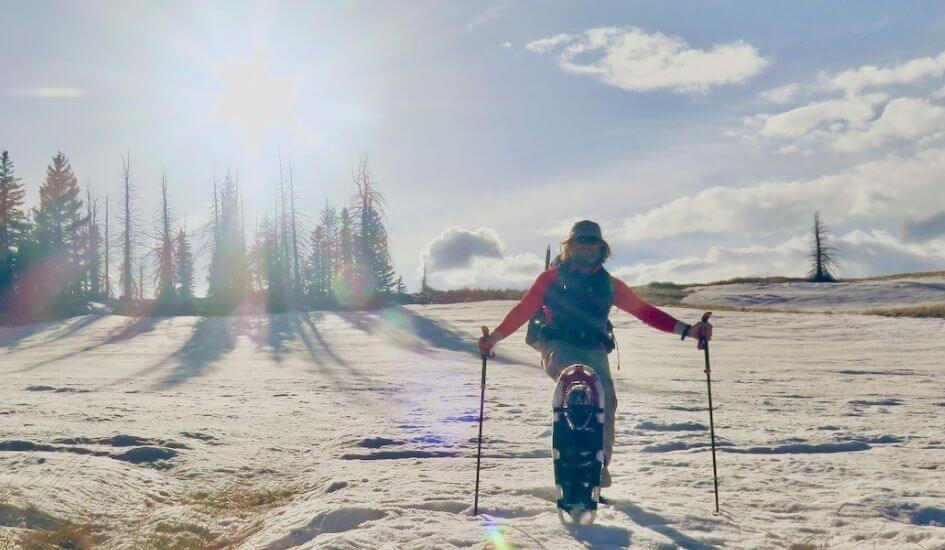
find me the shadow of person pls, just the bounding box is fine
[610,499,720,550]
[563,522,633,548]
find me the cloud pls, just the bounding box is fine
[758,83,801,104]
[421,226,504,271]
[611,237,809,284]
[8,86,85,98]
[613,145,945,242]
[467,1,510,30]
[832,97,945,153]
[826,50,945,94]
[433,253,545,289]
[904,211,945,242]
[610,230,945,284]
[526,26,768,94]
[758,95,880,139]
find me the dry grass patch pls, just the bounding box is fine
[17,521,100,550]
[864,303,945,318]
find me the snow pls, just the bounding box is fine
[682,276,945,312]
[0,300,943,548]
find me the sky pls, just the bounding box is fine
[3,1,945,291]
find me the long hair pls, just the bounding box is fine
[558,237,612,264]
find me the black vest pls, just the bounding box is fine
[537,260,616,350]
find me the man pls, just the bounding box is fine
[478,220,712,490]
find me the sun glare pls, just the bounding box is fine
[210,52,306,150]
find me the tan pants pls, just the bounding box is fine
[540,339,617,470]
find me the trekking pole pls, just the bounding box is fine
[473,326,491,516]
[698,311,720,514]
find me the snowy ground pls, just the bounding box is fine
[682,276,945,312]
[1,299,944,549]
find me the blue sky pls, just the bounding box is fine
[4,1,945,291]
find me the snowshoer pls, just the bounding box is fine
[478,220,712,491]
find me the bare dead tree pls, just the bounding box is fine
[119,153,137,301]
[104,195,110,298]
[155,171,176,308]
[287,156,302,295]
[808,211,840,282]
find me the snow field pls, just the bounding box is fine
[0,299,942,548]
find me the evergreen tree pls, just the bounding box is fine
[174,227,195,307]
[309,225,332,303]
[319,200,340,287]
[0,151,27,298]
[31,151,87,312]
[339,207,354,268]
[253,215,286,310]
[206,172,248,312]
[808,211,840,282]
[350,158,396,295]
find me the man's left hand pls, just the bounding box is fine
[690,320,713,341]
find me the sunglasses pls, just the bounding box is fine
[572,235,601,244]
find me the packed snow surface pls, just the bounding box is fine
[1,301,943,548]
[682,276,945,312]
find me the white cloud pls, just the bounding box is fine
[933,84,945,99]
[420,226,504,271]
[826,50,945,94]
[433,253,545,289]
[758,83,801,104]
[758,95,880,139]
[613,145,945,242]
[9,86,85,98]
[611,237,809,284]
[419,227,546,289]
[467,1,510,30]
[526,26,768,94]
[833,97,945,153]
[610,229,945,284]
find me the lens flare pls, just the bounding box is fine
[483,518,515,550]
[332,265,375,309]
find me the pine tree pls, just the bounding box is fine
[174,227,194,308]
[808,211,840,282]
[253,215,286,310]
[350,158,396,296]
[206,172,248,312]
[0,151,27,297]
[339,207,354,267]
[319,200,340,288]
[309,225,332,303]
[31,151,87,311]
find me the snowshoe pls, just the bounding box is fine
[552,364,605,525]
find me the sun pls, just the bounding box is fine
[210,52,304,150]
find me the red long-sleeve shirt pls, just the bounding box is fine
[494,264,686,340]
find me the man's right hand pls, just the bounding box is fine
[478,326,498,358]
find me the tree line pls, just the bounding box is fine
[0,150,405,322]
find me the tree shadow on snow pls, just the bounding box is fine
[338,307,537,370]
[152,316,235,388]
[2,314,163,375]
[610,499,719,550]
